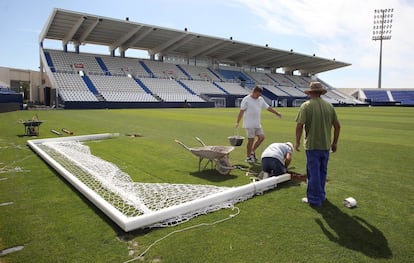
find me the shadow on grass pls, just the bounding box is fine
[49,166,234,242]
[58,173,133,227]
[185,162,262,182]
[189,169,238,182]
[313,200,392,259]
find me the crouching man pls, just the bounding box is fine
[258,142,293,179]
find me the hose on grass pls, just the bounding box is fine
[123,206,240,263]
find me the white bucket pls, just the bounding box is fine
[343,197,357,208]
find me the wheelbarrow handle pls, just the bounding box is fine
[195,137,206,146]
[174,139,191,151]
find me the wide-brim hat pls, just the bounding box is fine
[304,82,327,95]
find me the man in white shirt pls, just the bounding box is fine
[235,86,282,163]
[260,142,293,178]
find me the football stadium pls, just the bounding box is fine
[1,7,413,263]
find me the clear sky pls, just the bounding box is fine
[0,0,413,89]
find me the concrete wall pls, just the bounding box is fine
[0,66,50,104]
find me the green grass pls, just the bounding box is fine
[0,107,413,262]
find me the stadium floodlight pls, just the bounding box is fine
[372,8,393,89]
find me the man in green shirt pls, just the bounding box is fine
[295,82,341,207]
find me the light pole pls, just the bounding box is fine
[372,8,393,89]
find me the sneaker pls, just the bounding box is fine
[251,152,258,162]
[302,197,322,207]
[245,156,255,163]
[257,171,269,180]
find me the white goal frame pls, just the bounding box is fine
[27,133,291,232]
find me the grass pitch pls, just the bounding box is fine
[0,107,413,262]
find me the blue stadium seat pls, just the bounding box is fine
[391,90,414,105]
[364,90,390,102]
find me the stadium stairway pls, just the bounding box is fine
[81,75,105,101]
[139,61,155,78]
[207,68,223,81]
[176,65,193,80]
[212,82,231,95]
[44,51,56,72]
[95,57,111,76]
[262,87,281,101]
[134,78,153,95]
[177,80,196,94]
[283,75,299,86]
[265,73,280,84]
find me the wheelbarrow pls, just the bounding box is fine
[175,137,234,175]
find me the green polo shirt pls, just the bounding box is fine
[295,98,338,150]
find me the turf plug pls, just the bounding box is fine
[50,129,62,136]
[61,128,74,135]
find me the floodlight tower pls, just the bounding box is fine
[372,8,393,89]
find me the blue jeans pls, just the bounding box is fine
[261,157,286,176]
[306,150,330,206]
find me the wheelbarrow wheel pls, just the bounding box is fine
[215,157,232,175]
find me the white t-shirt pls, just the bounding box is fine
[240,95,269,128]
[261,143,293,163]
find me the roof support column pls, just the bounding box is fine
[283,68,294,75]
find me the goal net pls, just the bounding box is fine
[28,134,290,231]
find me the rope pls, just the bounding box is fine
[123,206,240,263]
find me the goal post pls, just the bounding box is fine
[27,133,130,228]
[27,134,291,231]
[122,174,290,231]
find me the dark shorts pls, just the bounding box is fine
[261,157,286,176]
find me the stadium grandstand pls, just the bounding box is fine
[32,8,412,109]
[354,88,414,106]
